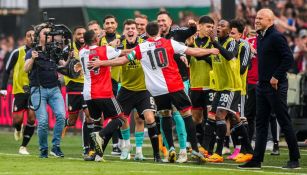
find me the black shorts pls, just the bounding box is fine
[12,93,32,112]
[244,84,256,117]
[66,93,87,114]
[210,91,241,115]
[86,97,123,121]
[154,90,192,112]
[117,87,156,118]
[190,90,215,110]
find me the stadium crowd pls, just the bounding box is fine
[0,0,306,170]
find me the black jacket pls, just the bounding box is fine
[257,25,294,82]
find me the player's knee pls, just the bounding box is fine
[216,109,227,120]
[192,110,203,124]
[119,116,129,128]
[143,110,155,123]
[135,117,145,126]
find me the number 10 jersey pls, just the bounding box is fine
[127,37,188,96]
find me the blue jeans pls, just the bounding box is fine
[31,86,65,151]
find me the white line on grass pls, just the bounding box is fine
[0,152,305,175]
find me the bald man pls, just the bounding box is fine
[239,9,300,169]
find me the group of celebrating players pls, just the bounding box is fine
[1,10,260,164]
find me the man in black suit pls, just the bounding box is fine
[239,8,301,170]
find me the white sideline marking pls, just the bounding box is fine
[0,152,305,175]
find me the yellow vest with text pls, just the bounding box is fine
[120,38,146,91]
[63,42,84,85]
[13,46,29,94]
[209,37,242,92]
[190,37,212,89]
[99,33,122,82]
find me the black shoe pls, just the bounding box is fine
[111,145,121,155]
[282,161,301,169]
[238,161,261,169]
[50,146,64,158]
[154,154,163,163]
[39,149,48,158]
[271,142,280,156]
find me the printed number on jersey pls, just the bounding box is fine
[80,56,100,75]
[146,48,169,70]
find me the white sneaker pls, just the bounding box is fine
[14,125,23,141]
[19,146,29,155]
[134,152,146,161]
[120,145,131,160]
[176,150,187,163]
[95,154,105,162]
[222,147,231,155]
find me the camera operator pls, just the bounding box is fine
[24,25,66,158]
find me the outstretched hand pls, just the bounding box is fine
[210,48,220,55]
[88,58,103,70]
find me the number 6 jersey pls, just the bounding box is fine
[127,37,187,96]
[79,45,121,100]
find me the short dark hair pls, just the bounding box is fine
[198,15,214,25]
[229,19,245,33]
[25,26,34,35]
[157,11,172,19]
[103,15,117,23]
[123,19,136,27]
[84,30,96,45]
[73,26,86,34]
[87,20,100,27]
[146,21,159,36]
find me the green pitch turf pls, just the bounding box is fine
[0,131,306,175]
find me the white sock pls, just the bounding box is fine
[136,147,142,154]
[124,139,130,147]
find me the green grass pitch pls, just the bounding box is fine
[0,131,306,175]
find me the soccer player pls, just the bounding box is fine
[0,27,36,155]
[157,11,196,159]
[100,15,123,155]
[187,15,216,157]
[116,19,161,162]
[88,21,219,163]
[87,20,105,39]
[61,26,95,157]
[135,14,148,39]
[132,15,150,160]
[228,19,254,163]
[205,19,252,163]
[78,30,128,162]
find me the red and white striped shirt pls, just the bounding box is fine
[127,37,187,96]
[79,45,121,100]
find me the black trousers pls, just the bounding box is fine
[253,81,300,162]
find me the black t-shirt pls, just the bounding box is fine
[25,48,59,88]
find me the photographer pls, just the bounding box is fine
[24,25,65,158]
